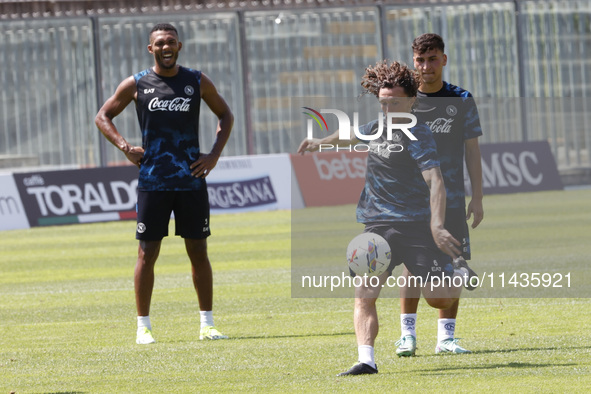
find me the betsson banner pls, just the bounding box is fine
[289,151,366,207]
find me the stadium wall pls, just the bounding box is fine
[0,0,590,184]
[0,141,563,232]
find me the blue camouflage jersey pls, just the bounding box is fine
[134,66,203,191]
[414,82,482,209]
[356,118,440,223]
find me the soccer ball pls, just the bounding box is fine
[346,232,391,277]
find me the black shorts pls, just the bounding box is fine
[445,207,471,260]
[136,189,211,241]
[363,221,454,281]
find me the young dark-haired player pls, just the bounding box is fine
[396,33,484,357]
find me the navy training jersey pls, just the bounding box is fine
[134,66,203,191]
[414,81,482,208]
[356,118,440,224]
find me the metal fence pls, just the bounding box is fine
[0,18,97,168]
[245,8,382,155]
[0,0,589,171]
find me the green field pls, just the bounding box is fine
[1,189,590,393]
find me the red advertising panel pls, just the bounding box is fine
[290,151,367,207]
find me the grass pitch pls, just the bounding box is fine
[1,189,590,393]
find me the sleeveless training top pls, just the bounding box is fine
[134,66,203,191]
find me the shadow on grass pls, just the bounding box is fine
[41,392,86,394]
[333,360,580,378]
[228,331,355,340]
[400,346,589,375]
[405,345,591,359]
[469,345,591,355]
[413,361,577,375]
[159,331,356,345]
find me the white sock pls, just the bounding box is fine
[437,318,456,343]
[400,313,417,338]
[358,345,376,369]
[200,310,214,329]
[137,316,151,331]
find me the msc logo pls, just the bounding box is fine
[0,196,20,215]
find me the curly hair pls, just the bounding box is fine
[360,60,419,98]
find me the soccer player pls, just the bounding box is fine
[298,61,464,376]
[395,33,484,357]
[95,23,234,344]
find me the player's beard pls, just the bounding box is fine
[156,51,179,70]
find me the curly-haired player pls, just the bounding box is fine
[298,61,464,375]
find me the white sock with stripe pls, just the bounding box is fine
[400,313,417,338]
[437,318,456,343]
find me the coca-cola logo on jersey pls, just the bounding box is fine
[148,97,191,112]
[426,118,454,133]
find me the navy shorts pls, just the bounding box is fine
[136,189,211,241]
[363,221,454,281]
[445,207,471,260]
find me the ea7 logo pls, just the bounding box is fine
[144,88,155,94]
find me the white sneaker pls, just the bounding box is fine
[136,327,156,344]
[199,326,228,340]
[435,338,471,354]
[395,335,417,357]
